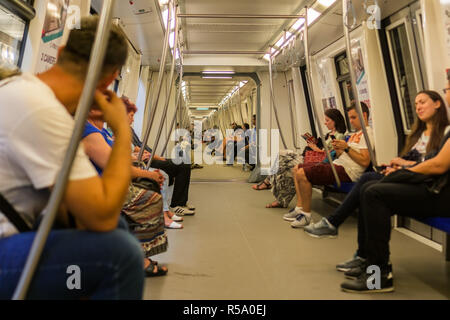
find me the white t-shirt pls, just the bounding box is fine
[333,127,374,182]
[0,73,98,239]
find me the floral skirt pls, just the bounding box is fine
[269,150,303,208]
[122,184,168,257]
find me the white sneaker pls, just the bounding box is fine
[185,203,195,211]
[171,206,195,216]
[283,207,303,222]
[290,213,312,228]
[171,214,184,222]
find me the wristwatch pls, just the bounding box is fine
[344,147,350,153]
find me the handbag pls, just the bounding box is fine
[132,177,161,194]
[304,151,326,164]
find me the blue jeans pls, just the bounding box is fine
[0,218,144,300]
[326,172,384,228]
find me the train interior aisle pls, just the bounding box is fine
[146,165,450,299]
[1,0,450,301]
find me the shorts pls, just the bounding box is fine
[302,163,352,186]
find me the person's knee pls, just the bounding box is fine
[101,229,144,271]
[296,168,308,182]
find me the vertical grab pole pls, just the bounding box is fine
[268,56,288,149]
[161,64,183,155]
[343,0,377,167]
[137,0,172,163]
[286,74,301,150]
[12,0,116,300]
[146,2,179,168]
[303,7,341,187]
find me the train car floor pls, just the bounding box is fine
[143,177,450,300]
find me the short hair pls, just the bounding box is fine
[57,16,128,79]
[243,123,250,130]
[121,96,137,113]
[347,101,370,118]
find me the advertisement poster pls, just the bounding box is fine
[443,4,450,58]
[35,0,70,74]
[351,39,372,125]
[316,59,337,111]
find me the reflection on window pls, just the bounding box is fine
[0,3,26,67]
[389,24,417,132]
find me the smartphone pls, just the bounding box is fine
[375,165,387,173]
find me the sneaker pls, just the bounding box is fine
[171,214,184,222]
[283,208,302,222]
[290,214,312,228]
[171,206,195,216]
[185,203,196,211]
[336,255,366,272]
[304,218,337,238]
[341,269,394,293]
[345,263,392,280]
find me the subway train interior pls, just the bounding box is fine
[0,0,450,301]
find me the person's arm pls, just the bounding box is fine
[65,91,132,232]
[83,132,164,186]
[409,140,450,175]
[332,139,370,167]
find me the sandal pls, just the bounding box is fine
[252,180,272,191]
[145,259,168,277]
[265,201,286,208]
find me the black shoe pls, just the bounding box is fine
[336,255,366,272]
[345,263,392,280]
[344,265,365,280]
[341,269,394,293]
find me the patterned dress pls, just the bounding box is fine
[122,184,168,258]
[269,132,345,207]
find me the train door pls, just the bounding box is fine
[384,2,427,138]
[382,2,445,245]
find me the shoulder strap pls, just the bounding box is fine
[0,193,31,232]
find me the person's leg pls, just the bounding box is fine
[327,172,384,228]
[295,168,313,212]
[0,228,144,300]
[167,160,191,208]
[361,182,437,268]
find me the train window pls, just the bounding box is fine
[0,3,27,67]
[387,23,418,133]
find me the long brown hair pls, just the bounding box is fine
[401,90,449,156]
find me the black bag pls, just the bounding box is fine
[132,177,161,194]
[0,193,31,232]
[380,131,450,194]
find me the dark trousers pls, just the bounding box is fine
[150,159,191,207]
[357,181,450,268]
[327,172,383,228]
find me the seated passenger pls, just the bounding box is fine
[289,103,373,228]
[124,102,195,216]
[305,90,449,240]
[121,96,183,228]
[340,82,450,293]
[253,109,347,211]
[82,106,174,275]
[0,17,144,299]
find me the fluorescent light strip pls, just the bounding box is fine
[202,71,235,74]
[202,76,233,79]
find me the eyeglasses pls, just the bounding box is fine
[443,88,450,94]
